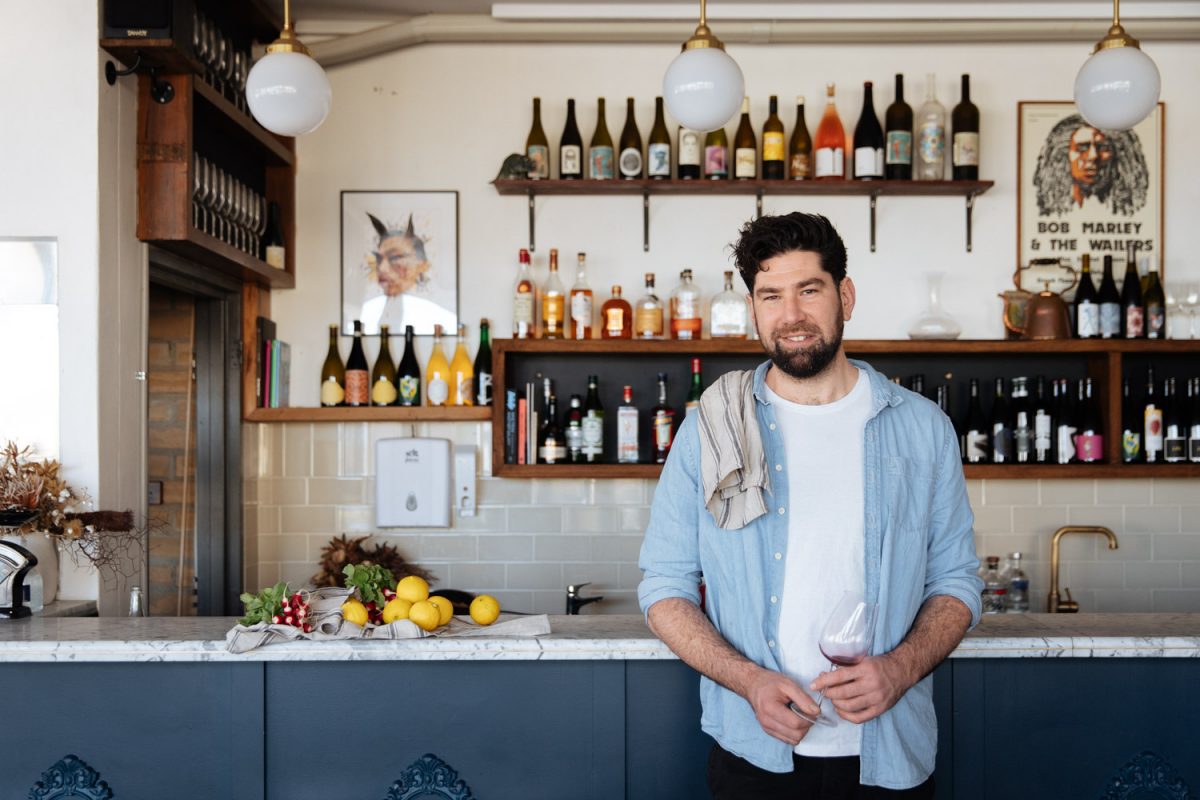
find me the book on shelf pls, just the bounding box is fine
[263,338,290,408]
[256,316,276,408]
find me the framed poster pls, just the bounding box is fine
[340,190,459,336]
[1017,102,1164,273]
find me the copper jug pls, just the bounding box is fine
[1004,280,1073,339]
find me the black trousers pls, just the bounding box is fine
[707,743,936,800]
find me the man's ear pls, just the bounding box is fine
[840,276,856,322]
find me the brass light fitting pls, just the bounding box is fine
[1092,0,1141,52]
[680,0,727,52]
[264,0,311,57]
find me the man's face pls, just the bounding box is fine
[1068,126,1112,188]
[750,250,854,380]
[375,234,428,296]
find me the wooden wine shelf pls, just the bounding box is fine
[492,178,993,253]
[246,406,491,423]
[494,463,1200,480]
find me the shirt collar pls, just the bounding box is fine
[751,356,905,419]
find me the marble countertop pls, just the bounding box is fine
[0,613,1197,663]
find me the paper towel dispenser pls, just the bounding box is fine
[376,438,451,528]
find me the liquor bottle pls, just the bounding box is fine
[635,273,664,339]
[320,324,346,407]
[935,384,951,416]
[617,385,639,464]
[513,248,537,339]
[538,394,567,464]
[1143,255,1166,339]
[669,269,702,340]
[473,318,492,406]
[1031,376,1053,464]
[1121,377,1142,463]
[424,324,451,406]
[916,74,946,180]
[1120,257,1145,338]
[526,97,550,179]
[963,378,989,464]
[1074,254,1100,339]
[788,96,812,180]
[652,372,676,463]
[951,74,980,180]
[990,377,1013,464]
[710,270,749,338]
[884,74,913,180]
[1011,376,1033,463]
[761,95,785,179]
[1188,377,1200,463]
[565,394,584,463]
[345,320,370,407]
[981,556,1006,614]
[647,97,672,179]
[1143,366,1163,463]
[397,324,421,406]
[541,249,566,339]
[582,374,605,464]
[559,98,583,179]
[449,323,474,406]
[852,81,884,180]
[907,374,926,398]
[814,83,846,180]
[618,97,643,179]
[1075,378,1104,462]
[370,324,398,406]
[264,201,286,269]
[678,127,702,179]
[1097,255,1121,339]
[1163,378,1187,462]
[704,126,728,179]
[601,285,633,339]
[1005,552,1030,613]
[1054,378,1077,465]
[686,357,703,415]
[733,96,757,179]
[569,252,594,340]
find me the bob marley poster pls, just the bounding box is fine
[341,190,459,336]
[1018,102,1163,272]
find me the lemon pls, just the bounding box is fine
[409,600,441,632]
[341,598,369,626]
[469,594,501,626]
[428,595,454,626]
[382,597,413,624]
[395,575,430,604]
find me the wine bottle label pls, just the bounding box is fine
[527,144,549,179]
[763,132,785,162]
[582,414,604,457]
[605,307,626,335]
[704,145,727,177]
[539,440,568,463]
[1057,425,1077,463]
[648,143,671,176]
[1076,303,1100,337]
[475,372,492,406]
[1144,406,1163,457]
[1124,305,1144,338]
[617,408,639,463]
[1099,303,1121,337]
[952,132,979,167]
[589,146,614,179]
[1034,411,1053,461]
[654,410,674,449]
[543,295,565,332]
[1014,415,1033,460]
[679,131,701,165]
[455,374,474,406]
[345,370,369,405]
[320,377,345,406]
[427,374,449,406]
[918,123,945,163]
[966,431,988,463]
[734,148,756,178]
[619,147,643,177]
[371,377,398,406]
[561,145,581,176]
[886,131,912,165]
[514,292,535,328]
[1165,435,1187,461]
[266,245,286,270]
[635,307,663,337]
[566,424,583,454]
[992,425,1012,462]
[1122,429,1142,461]
[854,146,883,178]
[571,292,593,327]
[1073,432,1103,462]
[1146,304,1165,338]
[1189,428,1200,462]
[814,147,844,178]
[789,152,810,179]
[399,375,420,405]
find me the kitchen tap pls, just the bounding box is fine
[566,583,603,615]
[1048,525,1118,613]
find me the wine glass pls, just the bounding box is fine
[1180,282,1200,339]
[797,590,878,727]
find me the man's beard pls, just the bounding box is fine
[766,310,844,380]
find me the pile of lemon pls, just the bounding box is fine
[341,576,501,632]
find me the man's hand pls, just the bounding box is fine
[744,668,821,746]
[810,653,913,725]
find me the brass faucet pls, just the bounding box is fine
[1048,525,1118,613]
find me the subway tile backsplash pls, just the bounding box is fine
[244,422,1200,615]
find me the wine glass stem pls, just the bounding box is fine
[814,661,835,716]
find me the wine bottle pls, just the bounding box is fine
[652,372,676,463]
[1120,257,1145,338]
[1033,375,1054,464]
[601,285,633,339]
[449,322,474,406]
[589,98,614,179]
[814,83,846,180]
[990,377,1013,464]
[541,248,566,339]
[1163,377,1187,462]
[884,74,913,180]
[538,394,567,464]
[635,273,664,339]
[1074,254,1100,338]
[1188,377,1200,463]
[1143,255,1166,339]
[370,324,398,406]
[582,374,604,464]
[710,270,749,338]
[686,357,703,414]
[1121,377,1141,463]
[951,74,980,180]
[852,81,884,180]
[396,325,421,407]
[264,201,286,269]
[1074,378,1104,462]
[963,377,989,464]
[617,385,639,464]
[319,324,346,407]
[788,96,812,180]
[1143,366,1163,463]
[512,248,537,339]
[473,318,492,406]
[647,97,671,179]
[344,320,370,407]
[762,95,785,179]
[916,74,946,180]
[669,269,702,340]
[618,97,643,179]
[733,96,757,179]
[704,126,729,179]
[907,374,926,398]
[560,98,583,179]
[1011,376,1033,463]
[1055,378,1078,465]
[1097,255,1121,339]
[425,324,450,407]
[566,394,584,463]
[569,252,594,340]
[678,127,701,179]
[526,97,550,179]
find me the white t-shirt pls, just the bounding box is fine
[767,367,871,757]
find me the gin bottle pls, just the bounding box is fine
[1004,552,1030,613]
[710,270,749,338]
[981,556,1006,614]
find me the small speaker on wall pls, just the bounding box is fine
[102,0,193,42]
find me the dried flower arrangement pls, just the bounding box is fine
[311,534,432,589]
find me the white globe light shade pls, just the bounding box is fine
[246,50,332,137]
[662,46,745,132]
[1073,45,1160,130]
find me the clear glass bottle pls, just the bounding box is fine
[569,252,594,340]
[1004,552,1030,613]
[916,73,946,180]
[981,556,1006,614]
[669,269,702,340]
[710,270,749,338]
[129,585,146,617]
[512,248,537,339]
[617,384,640,464]
[635,273,664,339]
[541,249,566,339]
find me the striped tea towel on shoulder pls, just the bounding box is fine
[696,369,770,530]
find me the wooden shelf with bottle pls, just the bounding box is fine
[492,178,993,254]
[245,406,492,423]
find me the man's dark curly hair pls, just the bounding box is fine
[730,212,847,292]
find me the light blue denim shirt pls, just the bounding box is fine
[638,359,982,789]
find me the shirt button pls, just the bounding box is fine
[778,507,785,515]
[769,423,777,431]
[774,552,782,560]
[768,640,776,648]
[775,464,782,472]
[770,595,778,604]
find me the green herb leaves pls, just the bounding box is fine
[343,563,394,606]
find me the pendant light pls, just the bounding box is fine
[246,0,332,137]
[662,0,745,132]
[1073,0,1160,130]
